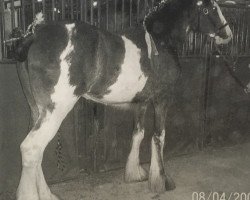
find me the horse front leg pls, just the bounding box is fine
[148,102,176,193]
[125,104,148,183]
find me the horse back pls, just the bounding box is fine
[26,22,128,102]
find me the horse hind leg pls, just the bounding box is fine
[17,96,78,200]
[148,103,176,193]
[125,105,148,183]
[17,62,60,199]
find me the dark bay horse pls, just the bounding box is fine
[14,0,232,199]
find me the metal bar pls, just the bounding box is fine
[52,0,55,21]
[32,0,36,18]
[10,0,15,29]
[129,0,132,27]
[42,0,46,20]
[137,0,140,24]
[114,0,117,31]
[144,0,148,13]
[61,0,65,20]
[70,0,74,20]
[84,0,87,23]
[106,0,109,30]
[0,0,5,59]
[90,0,94,25]
[80,0,84,21]
[152,0,155,7]
[121,0,124,29]
[21,0,26,31]
[76,0,79,20]
[97,0,101,28]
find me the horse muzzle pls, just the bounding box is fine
[213,23,233,45]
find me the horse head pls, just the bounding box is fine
[143,0,233,58]
[191,0,233,45]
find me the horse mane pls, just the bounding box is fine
[143,0,195,35]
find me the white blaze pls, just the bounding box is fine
[102,36,148,103]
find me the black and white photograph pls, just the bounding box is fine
[0,0,250,199]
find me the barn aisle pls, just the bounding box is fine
[51,142,250,200]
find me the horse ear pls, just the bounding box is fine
[145,31,159,59]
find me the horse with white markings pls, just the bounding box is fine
[14,0,232,199]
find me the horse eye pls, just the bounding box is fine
[203,8,209,15]
[197,1,203,6]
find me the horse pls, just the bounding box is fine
[14,0,232,199]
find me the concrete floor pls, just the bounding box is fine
[51,142,250,200]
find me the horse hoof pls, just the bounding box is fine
[51,193,62,200]
[165,179,176,191]
[125,165,148,183]
[148,174,166,194]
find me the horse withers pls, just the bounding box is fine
[14,0,232,199]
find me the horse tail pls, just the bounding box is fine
[16,62,39,129]
[14,35,34,62]
[14,12,44,62]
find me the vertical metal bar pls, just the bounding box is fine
[70,0,74,20]
[129,0,132,27]
[21,0,26,31]
[42,0,46,20]
[121,0,125,30]
[17,8,21,27]
[152,0,155,8]
[97,0,101,28]
[114,0,117,31]
[136,0,140,25]
[144,0,148,13]
[84,0,87,23]
[52,0,55,21]
[76,0,79,20]
[62,0,65,20]
[0,0,5,59]
[11,0,15,29]
[90,0,94,25]
[80,0,84,21]
[32,0,36,18]
[106,0,109,30]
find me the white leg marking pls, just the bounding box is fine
[102,36,148,103]
[214,2,233,45]
[125,126,147,182]
[148,130,166,193]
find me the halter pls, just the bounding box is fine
[195,1,229,35]
[194,1,248,93]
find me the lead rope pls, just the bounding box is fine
[214,45,250,94]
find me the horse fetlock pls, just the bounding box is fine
[165,177,176,191]
[16,191,40,200]
[148,171,166,193]
[125,164,148,183]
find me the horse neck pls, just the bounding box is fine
[152,47,180,78]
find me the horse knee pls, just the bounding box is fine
[20,140,42,167]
